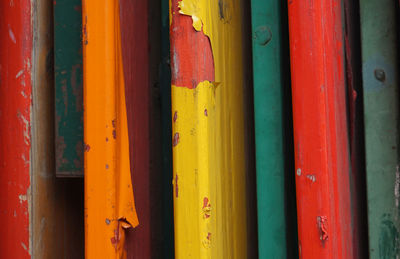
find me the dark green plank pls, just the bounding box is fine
[54,0,83,177]
[360,0,400,257]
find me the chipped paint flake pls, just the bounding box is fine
[16,69,24,78]
[317,216,328,242]
[306,174,316,183]
[178,0,202,31]
[19,194,27,204]
[296,168,301,176]
[8,24,16,44]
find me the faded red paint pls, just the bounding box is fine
[170,0,215,88]
[288,0,354,258]
[0,0,32,258]
[119,0,160,258]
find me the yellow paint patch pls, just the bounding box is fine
[178,1,202,31]
[83,0,139,258]
[172,1,248,258]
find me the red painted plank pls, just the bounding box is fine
[288,1,355,258]
[0,0,32,258]
[119,0,153,257]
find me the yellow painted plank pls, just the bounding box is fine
[171,0,248,258]
[83,0,139,258]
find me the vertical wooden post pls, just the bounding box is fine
[360,0,400,257]
[0,1,32,257]
[250,0,287,256]
[288,0,355,258]
[83,0,139,257]
[170,0,252,257]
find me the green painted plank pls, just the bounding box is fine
[250,0,287,257]
[54,0,83,177]
[360,0,400,257]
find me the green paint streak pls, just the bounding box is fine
[251,0,295,257]
[54,0,83,176]
[360,0,400,258]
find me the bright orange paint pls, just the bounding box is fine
[83,0,139,258]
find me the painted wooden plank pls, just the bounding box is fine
[32,0,84,257]
[0,1,32,257]
[160,0,175,256]
[288,0,355,258]
[360,0,400,257]
[170,0,253,257]
[83,0,139,257]
[250,0,287,257]
[54,0,83,177]
[118,0,167,257]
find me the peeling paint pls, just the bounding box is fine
[306,174,316,183]
[173,132,180,147]
[178,0,202,31]
[8,24,16,44]
[16,69,24,78]
[18,194,27,204]
[202,197,211,218]
[296,168,301,176]
[317,216,328,242]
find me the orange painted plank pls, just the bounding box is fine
[83,0,139,258]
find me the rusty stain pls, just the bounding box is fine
[84,143,91,152]
[317,216,328,242]
[204,109,208,116]
[110,227,121,250]
[202,197,211,218]
[83,15,88,45]
[56,136,68,166]
[173,132,180,147]
[202,232,212,248]
[71,64,83,112]
[173,111,178,122]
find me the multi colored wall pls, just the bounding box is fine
[0,0,399,258]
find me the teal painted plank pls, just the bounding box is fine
[251,0,287,257]
[360,0,400,257]
[54,0,83,177]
